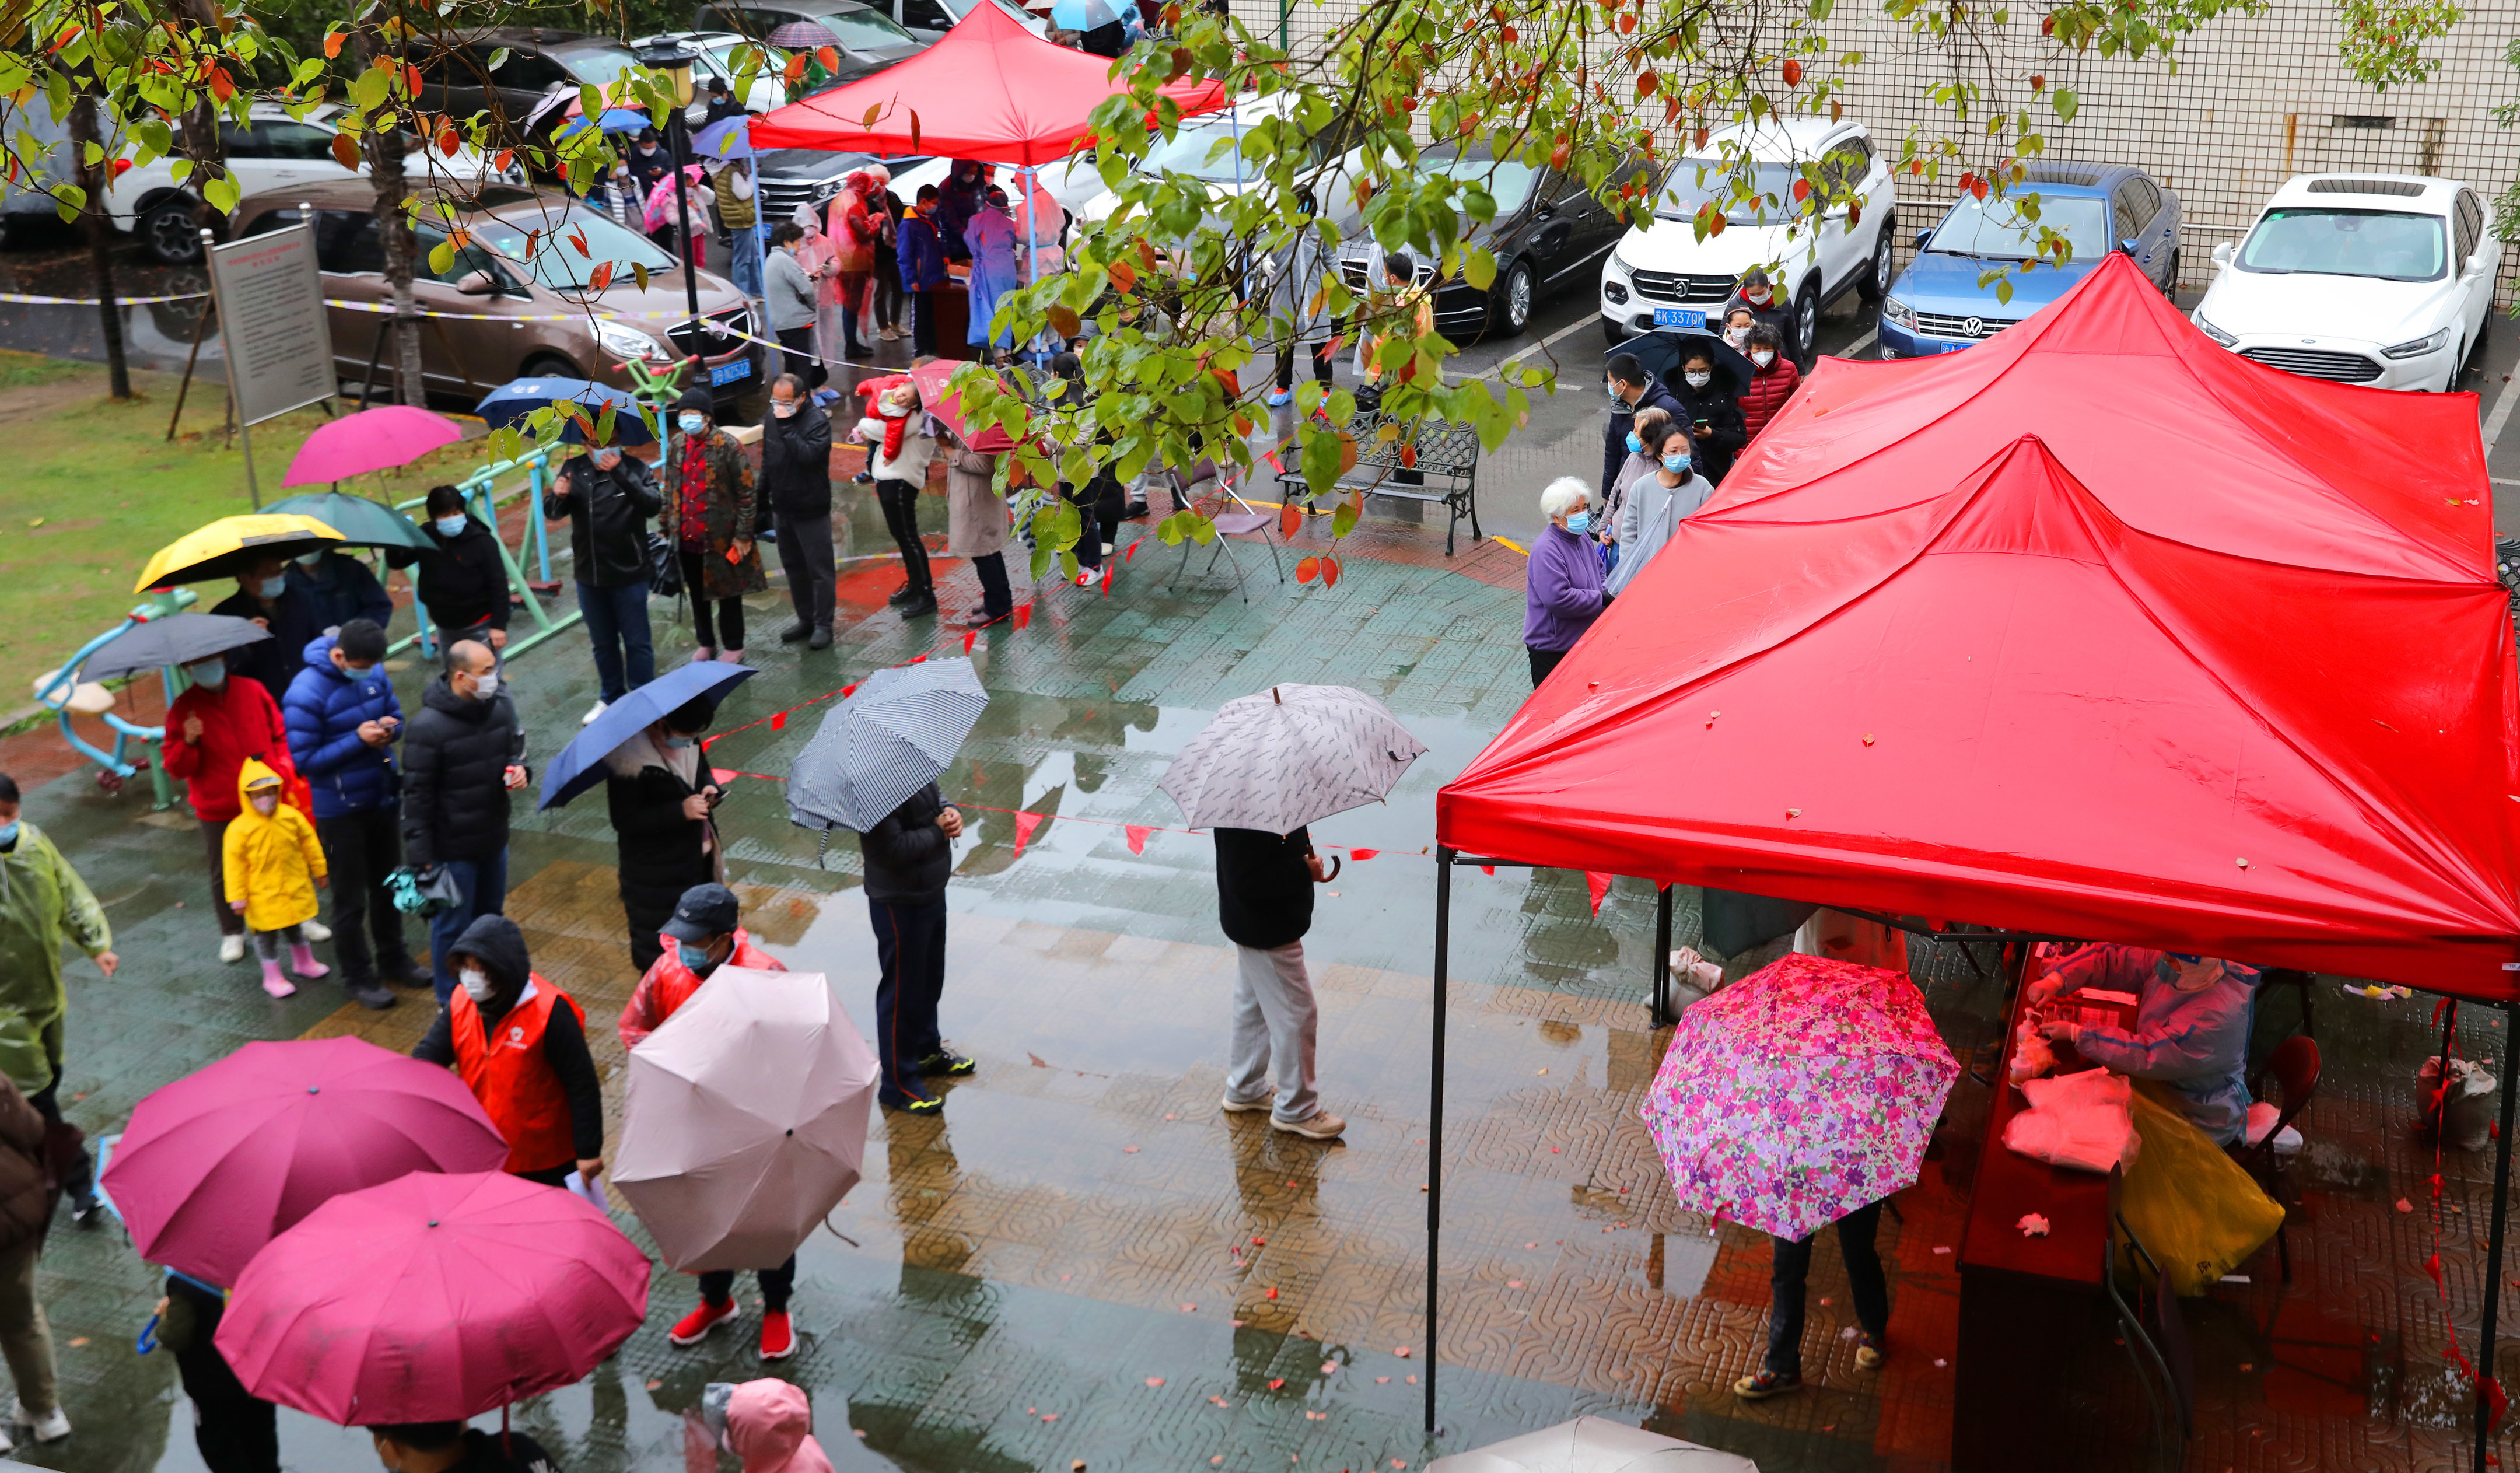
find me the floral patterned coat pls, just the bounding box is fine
[668,428,768,600]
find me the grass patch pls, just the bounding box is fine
[0,358,490,691]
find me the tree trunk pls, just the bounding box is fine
[170,0,229,236]
[363,18,424,407]
[68,92,131,400]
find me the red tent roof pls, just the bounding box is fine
[748,1,1227,165]
[1440,254,2520,996]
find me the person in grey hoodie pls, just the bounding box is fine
[764,222,822,388]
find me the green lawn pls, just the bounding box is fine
[0,352,487,697]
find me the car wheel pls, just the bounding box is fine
[1856,215,1895,304]
[1488,257,1534,339]
[138,198,204,265]
[1793,282,1819,364]
[519,353,584,384]
[2161,249,2181,300]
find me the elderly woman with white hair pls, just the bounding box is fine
[1523,476,1611,687]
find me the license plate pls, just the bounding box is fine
[709,355,752,387]
[1651,307,1706,330]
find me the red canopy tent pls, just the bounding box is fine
[748,0,1228,163]
[1440,251,2520,998]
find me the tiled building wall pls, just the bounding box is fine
[1236,0,2520,303]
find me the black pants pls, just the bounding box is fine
[876,479,932,593]
[775,326,825,389]
[169,1278,277,1473]
[776,512,837,634]
[1060,481,1101,571]
[679,549,746,652]
[516,1162,574,1188]
[28,1046,89,1202]
[909,290,939,355]
[622,877,702,977]
[202,818,243,937]
[1765,1199,1888,1378]
[973,551,1013,619]
[1273,340,1335,391]
[316,807,410,988]
[699,1254,797,1311]
[1528,646,1567,687]
[872,254,902,330]
[870,897,946,1107]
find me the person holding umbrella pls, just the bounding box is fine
[605,696,724,974]
[368,1420,558,1473]
[414,488,512,656]
[543,436,664,726]
[412,915,602,1189]
[211,556,325,705]
[0,773,114,1227]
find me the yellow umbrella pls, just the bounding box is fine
[135,514,346,593]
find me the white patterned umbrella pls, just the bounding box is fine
[786,657,989,833]
[1157,684,1427,836]
[1425,1417,1760,1473]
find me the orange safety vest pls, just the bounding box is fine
[452,977,587,1175]
[652,929,783,1024]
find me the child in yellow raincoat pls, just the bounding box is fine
[221,758,329,999]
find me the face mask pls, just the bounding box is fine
[677,939,723,977]
[188,660,226,688]
[593,450,621,470]
[460,967,495,1002]
[2157,957,2218,993]
[1745,290,1770,306]
[1685,370,1713,390]
[257,575,288,599]
[296,551,325,567]
[1623,431,1643,455]
[1751,350,1776,368]
[434,515,467,537]
[341,663,374,680]
[1662,453,1692,475]
[250,791,279,816]
[470,670,499,701]
[1564,510,1591,536]
[1724,327,1749,347]
[679,412,706,435]
[663,734,695,750]
[0,822,19,849]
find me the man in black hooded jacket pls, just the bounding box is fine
[856,782,971,1115]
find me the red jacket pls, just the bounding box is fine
[454,978,586,1175]
[160,678,296,822]
[1739,356,1803,442]
[617,929,784,1051]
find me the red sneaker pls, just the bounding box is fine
[667,1297,737,1346]
[759,1310,796,1361]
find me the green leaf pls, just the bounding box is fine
[1463,247,1496,291]
[2050,88,2079,124]
[428,240,454,274]
[202,173,240,214]
[1330,498,1359,538]
[350,65,388,111]
[485,47,511,72]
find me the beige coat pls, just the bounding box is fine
[945,445,1008,558]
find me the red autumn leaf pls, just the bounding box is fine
[404,63,424,94]
[1694,125,1710,148]
[1636,70,1657,97]
[1782,58,1802,86]
[1971,176,1989,199]
[859,102,881,127]
[1792,176,1811,201]
[1549,135,1571,168]
[495,148,515,171]
[1500,24,1517,42]
[1618,10,1636,30]
[438,128,460,157]
[1320,555,1340,588]
[323,30,346,58]
[2041,12,2056,33]
[1296,557,1320,584]
[1846,201,1861,228]
[1280,501,1304,539]
[1398,443,1416,468]
[330,132,361,170]
[569,229,591,257]
[206,66,234,102]
[109,157,132,177]
[589,261,614,292]
[2029,72,2046,90]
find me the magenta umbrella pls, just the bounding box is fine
[282,404,463,485]
[100,1037,509,1289]
[216,1171,651,1425]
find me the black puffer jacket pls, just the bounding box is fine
[545,453,663,588]
[860,782,954,904]
[1667,377,1749,484]
[607,764,714,919]
[401,674,524,867]
[413,516,511,632]
[1214,825,1315,950]
[759,401,834,521]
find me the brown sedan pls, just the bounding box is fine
[228,179,761,411]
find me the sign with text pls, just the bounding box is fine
[208,225,333,425]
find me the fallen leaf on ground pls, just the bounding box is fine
[1507,1280,1524,1289]
[68,1338,86,1347]
[1268,1378,1286,1390]
[1124,1145,1140,1153]
[2397,1198,2415,1213]
[1029,1052,1052,1068]
[1933,1245,1951,1254]
[1209,1396,1228,1407]
[1266,1287,1278,1299]
[1376,1376,1390,1383]
[1405,1375,1416,1384]
[1306,1411,1326,1420]
[648,1381,663,1390]
[1146,1377,1166,1388]
[1395,1346,1410,1357]
[1322,1362,1338,1373]
[1182,1303,1196,1311]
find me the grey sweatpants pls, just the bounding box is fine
[1224,941,1321,1125]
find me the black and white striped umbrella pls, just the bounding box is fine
[1158,684,1429,837]
[785,657,991,833]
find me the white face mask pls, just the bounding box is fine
[1724,327,1749,347]
[1684,370,1713,390]
[470,670,499,701]
[1751,350,1776,368]
[460,967,494,1002]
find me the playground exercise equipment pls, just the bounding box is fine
[32,590,198,806]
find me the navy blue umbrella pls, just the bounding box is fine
[538,662,758,811]
[475,377,657,447]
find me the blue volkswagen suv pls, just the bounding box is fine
[1878,162,2180,357]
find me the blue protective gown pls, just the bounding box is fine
[2043,944,2255,1146]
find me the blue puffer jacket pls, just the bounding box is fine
[284,632,404,818]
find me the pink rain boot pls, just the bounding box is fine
[259,958,297,999]
[288,942,330,981]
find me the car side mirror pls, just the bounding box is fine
[1533,203,1555,221]
[2119,237,2138,254]
[2210,240,2234,270]
[1913,228,1931,251]
[454,270,501,296]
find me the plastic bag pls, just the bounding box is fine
[2419,1054,2498,1151]
[2117,1080,2284,1295]
[2003,1068,2137,1173]
[0,1006,48,1096]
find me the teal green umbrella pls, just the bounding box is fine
[262,492,434,552]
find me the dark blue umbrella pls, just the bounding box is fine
[538,662,758,811]
[475,377,657,447]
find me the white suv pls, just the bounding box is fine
[1599,117,1898,362]
[2190,173,2496,392]
[108,102,516,265]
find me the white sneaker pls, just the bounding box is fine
[300,919,332,943]
[218,933,245,965]
[12,1402,66,1443]
[582,699,608,726]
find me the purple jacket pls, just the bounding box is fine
[1524,522,1606,652]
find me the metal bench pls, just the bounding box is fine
[1273,410,1483,556]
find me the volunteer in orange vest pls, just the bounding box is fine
[621,883,804,1362]
[412,914,603,1189]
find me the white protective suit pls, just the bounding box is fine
[2039,944,2256,1146]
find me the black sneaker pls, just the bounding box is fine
[897,593,938,619]
[348,981,398,1012]
[913,1051,976,1078]
[778,620,813,643]
[386,957,433,989]
[884,1095,943,1116]
[807,628,833,650]
[68,1190,99,1227]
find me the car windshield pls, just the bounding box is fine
[1657,158,1807,225]
[2237,207,2445,282]
[1139,120,1261,182]
[1924,193,2110,263]
[461,208,678,290]
[1408,149,1536,216]
[816,9,919,48]
[547,43,641,88]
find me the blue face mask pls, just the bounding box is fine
[1624,431,1643,454]
[1662,453,1692,475]
[434,515,467,537]
[1565,510,1591,536]
[0,822,17,849]
[678,412,707,435]
[677,938,722,977]
[664,734,695,750]
[257,575,288,599]
[188,660,226,689]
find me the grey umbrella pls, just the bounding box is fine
[785,657,990,833]
[1157,683,1428,837]
[82,614,271,682]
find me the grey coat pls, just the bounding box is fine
[764,247,818,333]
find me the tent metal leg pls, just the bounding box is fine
[2478,1006,2515,1473]
[1426,847,1452,1437]
[1651,884,1674,1028]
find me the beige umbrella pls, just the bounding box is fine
[612,967,877,1273]
[1424,1419,1760,1473]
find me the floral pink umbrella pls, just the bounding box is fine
[282,405,463,485]
[1639,953,1958,1241]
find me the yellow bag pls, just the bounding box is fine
[2115,1079,2284,1296]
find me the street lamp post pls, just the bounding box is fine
[633,36,706,358]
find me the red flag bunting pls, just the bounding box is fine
[911,654,928,663]
[711,768,739,785]
[1349,848,1378,860]
[1586,872,1614,915]
[770,710,786,731]
[963,631,978,655]
[1014,604,1032,630]
[1125,824,1152,855]
[1010,809,1044,858]
[1126,538,1142,562]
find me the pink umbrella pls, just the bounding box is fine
[282,405,463,485]
[100,1037,509,1289]
[1638,953,1959,1241]
[216,1171,650,1425]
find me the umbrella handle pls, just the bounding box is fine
[1317,855,1342,884]
[135,1311,159,1356]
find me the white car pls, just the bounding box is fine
[1598,116,1898,362]
[108,102,517,265]
[2190,173,2496,391]
[1072,95,1322,229]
